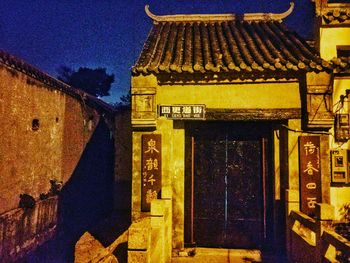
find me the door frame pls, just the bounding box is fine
[184,121,275,249]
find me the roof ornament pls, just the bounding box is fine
[145,2,295,22]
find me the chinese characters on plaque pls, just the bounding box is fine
[141,134,161,212]
[158,105,205,120]
[299,136,322,217]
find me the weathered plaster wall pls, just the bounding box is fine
[319,27,350,60]
[332,78,350,112]
[0,62,116,261]
[61,95,100,183]
[286,119,301,192]
[115,107,132,182]
[157,82,301,109]
[131,118,184,249]
[330,77,350,220]
[131,131,141,220]
[131,75,304,250]
[318,10,350,220]
[0,64,97,214]
[114,107,132,211]
[157,119,185,249]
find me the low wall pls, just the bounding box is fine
[288,210,317,262]
[74,197,172,263]
[288,204,350,263]
[0,196,58,262]
[128,198,172,263]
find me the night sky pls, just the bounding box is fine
[1,0,315,103]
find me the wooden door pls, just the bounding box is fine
[185,122,271,249]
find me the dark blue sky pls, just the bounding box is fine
[1,0,314,103]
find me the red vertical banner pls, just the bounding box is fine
[299,136,322,217]
[141,134,162,212]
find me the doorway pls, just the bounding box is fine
[185,122,273,249]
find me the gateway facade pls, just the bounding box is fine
[129,2,349,261]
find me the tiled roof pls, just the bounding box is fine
[332,57,350,73]
[0,49,115,114]
[132,6,332,76]
[322,6,350,24]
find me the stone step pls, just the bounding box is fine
[172,248,262,263]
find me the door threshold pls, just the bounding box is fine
[173,247,262,263]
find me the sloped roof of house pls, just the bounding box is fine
[323,8,350,24]
[132,4,332,76]
[332,56,350,73]
[320,3,350,24]
[0,49,115,114]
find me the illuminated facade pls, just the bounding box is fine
[129,1,350,262]
[0,50,115,262]
[313,0,350,221]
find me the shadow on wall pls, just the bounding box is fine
[22,119,115,263]
[58,119,115,256]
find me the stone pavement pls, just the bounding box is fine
[171,248,287,263]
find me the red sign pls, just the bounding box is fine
[299,136,322,217]
[141,134,162,212]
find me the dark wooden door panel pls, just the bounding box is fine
[225,219,262,247]
[226,140,262,222]
[194,135,226,246]
[193,127,264,248]
[194,137,225,220]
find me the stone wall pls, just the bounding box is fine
[114,106,132,211]
[128,198,172,263]
[287,204,350,263]
[0,63,99,214]
[0,60,115,260]
[0,197,58,262]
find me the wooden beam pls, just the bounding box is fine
[205,108,301,121]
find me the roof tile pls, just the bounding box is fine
[322,8,350,24]
[133,20,331,75]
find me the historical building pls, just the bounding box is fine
[314,0,350,219]
[2,0,350,262]
[127,1,350,262]
[0,50,117,262]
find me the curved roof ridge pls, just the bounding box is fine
[132,18,335,76]
[145,2,295,23]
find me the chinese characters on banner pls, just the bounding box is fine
[141,134,162,212]
[299,136,322,217]
[158,105,205,120]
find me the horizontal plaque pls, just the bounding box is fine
[158,104,206,120]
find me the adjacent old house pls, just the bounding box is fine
[127,1,350,262]
[0,50,116,262]
[314,0,350,219]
